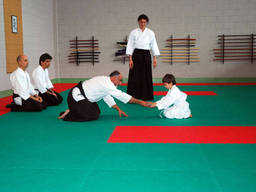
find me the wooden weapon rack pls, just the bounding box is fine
[113,36,129,64]
[160,35,200,65]
[213,34,255,64]
[68,36,100,66]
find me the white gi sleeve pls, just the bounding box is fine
[151,32,160,56]
[32,69,47,94]
[103,95,116,107]
[126,31,135,55]
[45,69,54,89]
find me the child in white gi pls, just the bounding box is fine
[147,74,192,119]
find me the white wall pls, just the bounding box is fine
[22,0,56,78]
[56,0,256,78]
[0,0,57,91]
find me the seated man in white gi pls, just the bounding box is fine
[58,71,146,121]
[32,53,63,106]
[7,55,47,112]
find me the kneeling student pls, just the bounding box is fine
[146,74,192,119]
[8,55,47,112]
[32,53,63,106]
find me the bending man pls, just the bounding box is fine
[58,71,146,121]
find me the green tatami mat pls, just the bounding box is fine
[0,85,256,192]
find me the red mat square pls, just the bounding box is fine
[108,126,256,144]
[0,96,12,115]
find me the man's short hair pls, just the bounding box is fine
[16,55,22,63]
[137,14,149,22]
[162,74,176,85]
[109,70,120,77]
[39,53,52,65]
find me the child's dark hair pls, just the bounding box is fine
[162,74,176,85]
[39,53,52,65]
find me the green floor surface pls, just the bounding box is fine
[0,85,256,192]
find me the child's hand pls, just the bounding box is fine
[145,102,156,108]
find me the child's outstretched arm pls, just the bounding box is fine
[145,102,157,108]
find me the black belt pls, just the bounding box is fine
[134,48,150,55]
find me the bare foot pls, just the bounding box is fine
[189,114,192,118]
[58,109,70,119]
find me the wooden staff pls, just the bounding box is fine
[69,39,99,42]
[70,48,99,51]
[161,50,199,53]
[70,51,101,54]
[214,51,256,54]
[69,56,99,58]
[218,35,253,37]
[70,43,99,46]
[68,61,100,64]
[214,55,255,58]
[214,58,252,61]
[213,48,256,51]
[166,45,195,47]
[161,57,200,59]
[217,41,253,44]
[160,54,198,56]
[166,41,196,44]
[70,46,99,48]
[166,38,196,41]
[218,38,256,41]
[161,48,199,50]
[217,45,254,48]
[162,60,200,63]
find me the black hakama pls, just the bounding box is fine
[127,49,154,100]
[63,82,100,122]
[8,94,47,112]
[39,91,63,106]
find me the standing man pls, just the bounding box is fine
[32,53,63,106]
[58,71,146,122]
[7,55,47,112]
[126,14,160,100]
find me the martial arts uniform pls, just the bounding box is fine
[9,67,47,112]
[156,85,191,119]
[63,76,132,122]
[32,66,62,106]
[126,27,160,100]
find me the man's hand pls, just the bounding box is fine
[153,56,157,68]
[48,89,57,97]
[118,109,128,117]
[129,56,134,69]
[112,104,128,117]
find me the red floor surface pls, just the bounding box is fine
[0,96,12,115]
[108,126,256,144]
[154,91,217,95]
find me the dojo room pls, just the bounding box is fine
[1,0,256,191]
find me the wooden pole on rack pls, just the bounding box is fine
[75,36,79,66]
[92,36,95,66]
[170,35,173,65]
[251,34,254,64]
[187,34,190,65]
[222,34,225,64]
